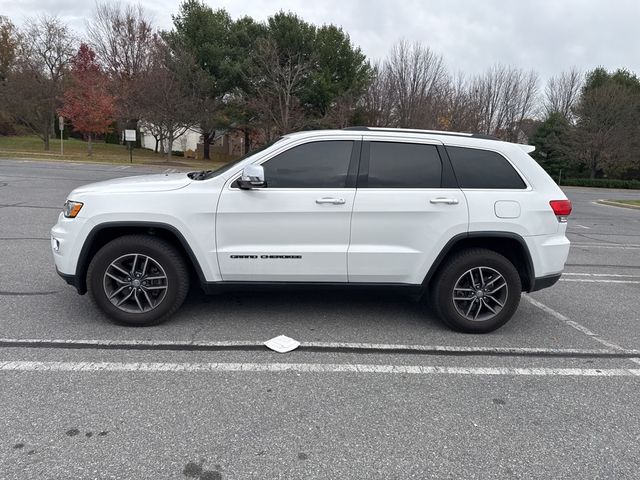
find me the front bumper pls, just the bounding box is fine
[55,266,85,294]
[51,213,91,294]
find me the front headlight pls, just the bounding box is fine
[63,200,83,218]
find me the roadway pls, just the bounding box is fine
[1,158,639,479]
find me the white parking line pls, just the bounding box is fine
[563,273,640,278]
[0,360,638,377]
[561,278,640,285]
[1,337,637,357]
[523,295,640,366]
[571,243,640,250]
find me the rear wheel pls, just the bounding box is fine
[431,248,521,333]
[87,235,189,326]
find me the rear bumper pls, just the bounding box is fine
[529,273,561,292]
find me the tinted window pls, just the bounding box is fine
[366,142,442,188]
[447,146,526,189]
[263,141,353,188]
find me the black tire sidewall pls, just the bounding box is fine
[433,249,521,333]
[87,236,188,326]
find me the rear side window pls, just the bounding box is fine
[262,140,353,188]
[447,146,526,189]
[366,142,442,188]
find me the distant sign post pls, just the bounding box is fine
[124,129,136,163]
[59,116,64,156]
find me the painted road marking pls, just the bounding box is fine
[560,279,640,285]
[524,295,640,366]
[563,272,640,278]
[1,337,638,357]
[0,360,638,377]
[571,243,640,250]
[571,224,591,229]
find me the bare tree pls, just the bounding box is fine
[245,36,311,138]
[0,16,20,134]
[0,16,19,81]
[87,2,155,79]
[440,72,482,132]
[384,40,447,128]
[361,63,395,127]
[544,68,582,121]
[135,40,205,160]
[2,16,75,149]
[87,2,156,133]
[469,65,538,141]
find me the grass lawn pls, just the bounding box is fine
[0,135,229,169]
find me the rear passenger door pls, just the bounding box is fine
[348,139,468,284]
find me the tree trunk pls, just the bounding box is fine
[87,134,93,156]
[43,119,50,151]
[244,129,250,155]
[202,129,215,161]
[590,155,597,179]
[154,136,159,153]
[166,132,173,161]
[203,138,210,161]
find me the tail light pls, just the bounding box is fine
[550,200,572,222]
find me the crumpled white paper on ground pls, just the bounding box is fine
[264,335,301,353]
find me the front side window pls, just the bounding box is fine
[366,142,442,188]
[447,146,527,189]
[262,141,354,188]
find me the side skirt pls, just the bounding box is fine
[200,281,426,299]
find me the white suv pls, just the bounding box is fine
[51,127,571,333]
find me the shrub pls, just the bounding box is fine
[561,178,640,189]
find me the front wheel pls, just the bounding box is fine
[431,249,522,333]
[87,235,189,326]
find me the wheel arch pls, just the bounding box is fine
[74,221,207,294]
[423,232,535,292]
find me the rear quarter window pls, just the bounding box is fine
[446,146,526,189]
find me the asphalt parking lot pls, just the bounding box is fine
[1,158,639,479]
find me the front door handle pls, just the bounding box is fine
[430,197,459,205]
[316,197,346,205]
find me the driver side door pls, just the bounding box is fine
[215,138,360,282]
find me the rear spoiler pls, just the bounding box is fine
[518,144,535,153]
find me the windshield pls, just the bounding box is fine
[188,137,284,180]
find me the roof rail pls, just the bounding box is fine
[343,126,499,141]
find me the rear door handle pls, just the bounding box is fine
[430,197,459,205]
[316,197,346,205]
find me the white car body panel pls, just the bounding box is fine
[348,188,468,283]
[216,187,356,281]
[51,128,571,292]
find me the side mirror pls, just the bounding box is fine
[238,164,265,189]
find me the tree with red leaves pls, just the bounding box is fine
[58,43,116,156]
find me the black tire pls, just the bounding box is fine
[430,248,521,333]
[87,235,189,326]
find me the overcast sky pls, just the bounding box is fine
[2,0,639,82]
